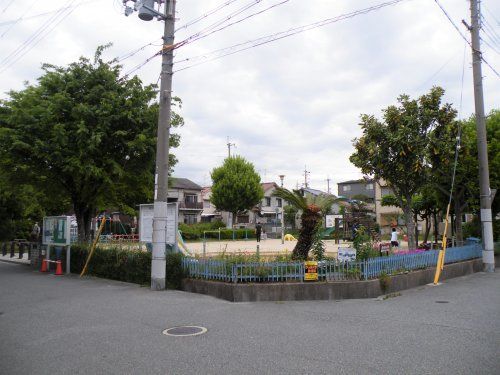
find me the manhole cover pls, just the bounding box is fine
[163,326,207,337]
[435,301,449,304]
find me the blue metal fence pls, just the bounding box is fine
[182,244,482,283]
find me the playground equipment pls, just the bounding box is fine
[284,234,297,241]
[177,231,193,257]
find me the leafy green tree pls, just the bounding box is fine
[210,156,264,225]
[273,188,337,260]
[0,45,183,241]
[428,109,499,244]
[350,87,457,249]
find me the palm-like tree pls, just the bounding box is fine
[273,188,338,260]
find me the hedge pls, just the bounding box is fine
[68,245,186,288]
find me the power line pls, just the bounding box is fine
[0,0,81,75]
[174,0,406,72]
[176,0,291,48]
[0,0,38,39]
[1,0,15,14]
[0,0,98,28]
[481,37,500,55]
[175,0,265,48]
[175,0,241,33]
[433,0,499,78]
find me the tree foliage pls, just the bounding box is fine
[273,188,337,260]
[350,87,457,249]
[210,156,263,224]
[0,45,183,241]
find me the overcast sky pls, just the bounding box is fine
[1,0,499,195]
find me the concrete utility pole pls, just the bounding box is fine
[326,176,331,194]
[124,0,177,289]
[469,0,495,272]
[303,166,310,188]
[279,174,285,244]
[227,136,235,158]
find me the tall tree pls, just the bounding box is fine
[273,188,337,260]
[210,156,264,225]
[0,45,183,241]
[350,87,457,249]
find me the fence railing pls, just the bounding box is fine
[182,244,482,283]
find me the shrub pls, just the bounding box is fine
[166,252,187,289]
[70,244,151,285]
[179,221,255,241]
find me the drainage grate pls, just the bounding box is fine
[435,301,449,304]
[163,326,207,337]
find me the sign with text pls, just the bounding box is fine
[325,214,342,228]
[139,203,178,246]
[338,247,356,262]
[304,261,318,281]
[379,242,391,254]
[42,216,71,245]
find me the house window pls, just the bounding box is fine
[265,197,271,206]
[277,198,282,207]
[185,194,198,203]
[366,183,374,190]
[343,185,351,191]
[381,187,393,197]
[184,214,197,224]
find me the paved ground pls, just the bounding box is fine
[0,263,498,375]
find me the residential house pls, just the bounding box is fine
[337,179,375,202]
[299,187,343,214]
[200,187,222,223]
[167,178,203,224]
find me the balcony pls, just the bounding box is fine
[179,201,203,210]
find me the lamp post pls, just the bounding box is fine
[123,0,176,290]
[279,175,285,244]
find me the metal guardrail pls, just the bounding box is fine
[182,244,482,283]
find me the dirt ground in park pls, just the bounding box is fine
[183,238,410,257]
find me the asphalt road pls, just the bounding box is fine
[0,262,499,375]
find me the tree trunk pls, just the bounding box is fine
[74,202,94,243]
[433,210,439,245]
[423,216,431,243]
[454,198,464,246]
[414,212,419,246]
[403,204,416,250]
[293,211,320,260]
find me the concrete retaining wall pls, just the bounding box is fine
[181,258,483,302]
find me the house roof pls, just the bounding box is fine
[301,187,329,196]
[337,178,374,185]
[262,182,279,191]
[170,177,202,190]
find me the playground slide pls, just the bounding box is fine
[177,231,193,256]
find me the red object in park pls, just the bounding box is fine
[40,259,48,272]
[54,260,63,276]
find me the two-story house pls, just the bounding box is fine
[167,178,204,224]
[337,179,376,203]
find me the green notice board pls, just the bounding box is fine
[43,216,71,245]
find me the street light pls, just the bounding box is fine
[279,175,285,244]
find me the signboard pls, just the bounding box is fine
[42,216,71,245]
[379,242,391,254]
[338,247,356,262]
[325,214,342,228]
[304,261,318,281]
[139,203,178,247]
